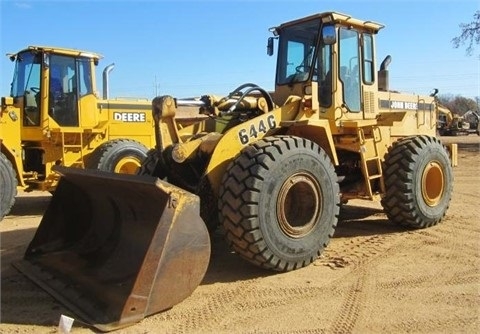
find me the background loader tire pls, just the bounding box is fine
[381,135,453,229]
[0,152,17,220]
[219,136,340,272]
[86,139,148,174]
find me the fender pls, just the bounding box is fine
[206,99,337,196]
[1,102,25,187]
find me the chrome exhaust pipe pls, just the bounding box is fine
[102,63,115,99]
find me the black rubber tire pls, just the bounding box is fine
[218,136,340,272]
[1,152,17,220]
[86,139,148,174]
[381,135,453,229]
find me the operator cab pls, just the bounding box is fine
[269,12,384,120]
[9,46,99,127]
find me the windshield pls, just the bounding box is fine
[11,51,42,98]
[276,19,321,85]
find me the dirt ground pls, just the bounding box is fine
[1,135,479,334]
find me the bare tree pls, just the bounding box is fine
[452,10,480,55]
[439,94,479,115]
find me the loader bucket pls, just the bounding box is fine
[14,166,211,332]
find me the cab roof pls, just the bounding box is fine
[276,11,385,33]
[9,45,103,60]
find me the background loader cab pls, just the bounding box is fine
[1,46,157,219]
[18,49,90,127]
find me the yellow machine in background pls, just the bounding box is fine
[15,12,457,331]
[0,46,201,219]
[431,89,480,136]
[436,106,479,136]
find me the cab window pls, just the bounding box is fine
[339,28,361,111]
[276,19,321,85]
[363,34,374,84]
[78,58,93,97]
[11,51,42,126]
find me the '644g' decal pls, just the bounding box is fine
[238,114,276,144]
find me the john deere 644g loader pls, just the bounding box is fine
[14,12,456,331]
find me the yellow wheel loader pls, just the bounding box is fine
[0,46,201,220]
[14,12,457,331]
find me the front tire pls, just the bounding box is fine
[381,135,453,229]
[218,136,340,272]
[86,139,148,174]
[0,152,17,220]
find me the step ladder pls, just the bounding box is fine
[358,127,385,199]
[60,130,85,168]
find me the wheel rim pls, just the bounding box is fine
[421,161,444,207]
[114,157,142,174]
[276,172,322,238]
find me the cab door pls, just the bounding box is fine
[48,55,79,126]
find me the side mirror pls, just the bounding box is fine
[322,25,336,45]
[267,37,275,56]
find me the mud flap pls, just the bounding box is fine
[14,166,211,332]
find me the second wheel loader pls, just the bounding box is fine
[0,46,203,220]
[15,12,457,331]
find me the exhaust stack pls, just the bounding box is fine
[378,55,391,92]
[102,63,115,99]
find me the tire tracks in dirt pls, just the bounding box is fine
[324,229,408,333]
[323,203,471,333]
[151,212,469,333]
[148,281,331,332]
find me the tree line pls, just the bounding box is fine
[441,10,480,116]
[438,95,479,116]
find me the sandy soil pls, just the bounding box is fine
[1,135,479,333]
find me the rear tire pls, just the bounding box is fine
[381,135,453,228]
[86,139,148,174]
[218,136,340,272]
[0,152,17,220]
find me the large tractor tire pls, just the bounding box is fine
[381,135,453,229]
[0,152,17,220]
[86,139,148,174]
[218,136,340,272]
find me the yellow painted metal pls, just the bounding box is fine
[0,104,24,185]
[113,156,143,174]
[23,45,103,60]
[1,45,161,193]
[421,161,445,207]
[205,100,300,194]
[449,143,458,167]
